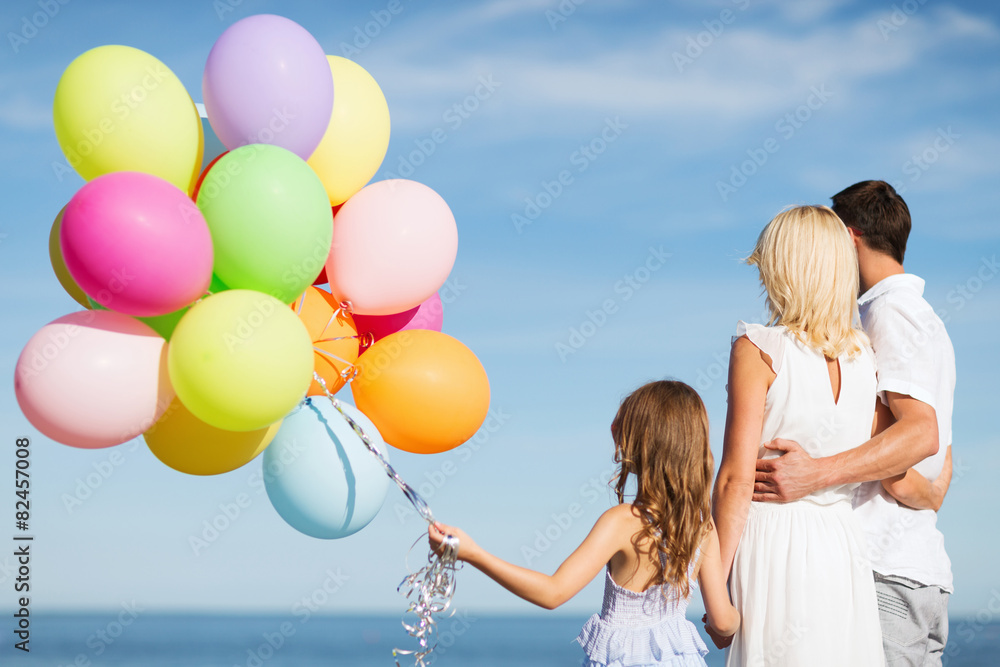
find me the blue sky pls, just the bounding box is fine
[0,0,998,627]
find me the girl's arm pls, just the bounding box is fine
[697,523,740,647]
[713,336,772,578]
[871,397,952,511]
[428,505,629,610]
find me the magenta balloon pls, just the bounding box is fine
[409,293,444,331]
[61,172,213,317]
[14,311,174,449]
[203,14,334,160]
[353,293,444,345]
[327,180,458,315]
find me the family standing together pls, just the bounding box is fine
[429,180,955,666]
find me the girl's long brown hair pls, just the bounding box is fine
[611,380,714,598]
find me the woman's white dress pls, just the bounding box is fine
[726,322,884,667]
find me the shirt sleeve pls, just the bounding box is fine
[864,298,942,409]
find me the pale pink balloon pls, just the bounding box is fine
[353,293,444,348]
[14,311,174,449]
[327,180,458,316]
[61,171,213,317]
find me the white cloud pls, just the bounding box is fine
[469,0,555,22]
[357,3,998,139]
[0,92,49,129]
[773,0,853,24]
[908,4,1000,40]
[891,125,1000,195]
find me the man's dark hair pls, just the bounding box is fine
[831,180,911,264]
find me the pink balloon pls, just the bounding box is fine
[354,293,443,349]
[61,172,213,317]
[14,311,174,449]
[203,15,334,160]
[327,180,458,316]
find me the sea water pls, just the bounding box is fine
[9,614,999,666]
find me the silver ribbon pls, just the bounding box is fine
[311,372,461,666]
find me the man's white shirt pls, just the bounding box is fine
[852,273,955,591]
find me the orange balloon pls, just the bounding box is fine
[292,286,359,396]
[191,150,228,201]
[351,330,490,454]
[48,207,92,309]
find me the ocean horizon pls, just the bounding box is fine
[3,613,997,666]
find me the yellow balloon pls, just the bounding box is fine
[307,56,390,205]
[48,207,92,309]
[53,45,203,194]
[145,397,281,476]
[167,290,313,432]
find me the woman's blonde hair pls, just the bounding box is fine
[747,205,867,358]
[611,380,713,599]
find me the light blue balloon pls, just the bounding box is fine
[264,398,390,539]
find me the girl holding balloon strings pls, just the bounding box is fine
[429,380,740,666]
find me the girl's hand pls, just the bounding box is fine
[428,522,478,562]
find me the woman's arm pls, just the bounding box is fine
[698,523,741,647]
[428,505,629,610]
[713,336,772,578]
[881,446,952,511]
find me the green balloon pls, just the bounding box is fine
[196,144,333,304]
[140,307,188,340]
[208,273,229,294]
[87,297,187,340]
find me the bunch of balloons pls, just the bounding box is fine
[15,14,490,540]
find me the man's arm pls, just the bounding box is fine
[882,445,952,511]
[753,392,938,502]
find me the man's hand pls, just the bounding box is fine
[703,613,735,649]
[753,439,829,502]
[931,445,953,505]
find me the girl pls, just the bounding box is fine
[429,380,740,666]
[713,205,885,666]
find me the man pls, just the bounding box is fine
[753,180,955,665]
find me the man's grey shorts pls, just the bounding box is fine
[875,572,950,666]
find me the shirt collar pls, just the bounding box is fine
[858,273,925,306]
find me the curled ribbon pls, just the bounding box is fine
[311,372,461,666]
[393,533,461,666]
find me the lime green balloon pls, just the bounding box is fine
[196,145,333,304]
[53,45,203,193]
[208,273,229,294]
[141,307,189,340]
[168,290,313,431]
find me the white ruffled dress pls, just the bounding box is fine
[726,322,884,666]
[575,566,709,667]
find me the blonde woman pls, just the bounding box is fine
[712,206,885,666]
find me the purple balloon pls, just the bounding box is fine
[202,14,334,160]
[354,293,444,347]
